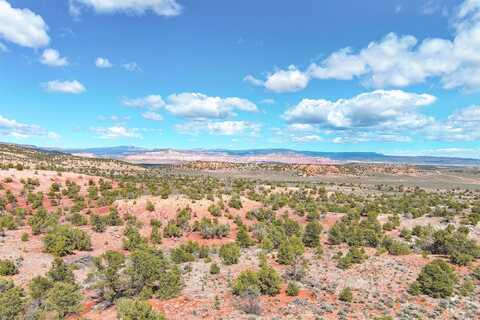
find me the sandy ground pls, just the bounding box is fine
[0,168,479,319]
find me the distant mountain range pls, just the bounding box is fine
[40,145,480,166]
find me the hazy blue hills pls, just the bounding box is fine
[42,145,480,166]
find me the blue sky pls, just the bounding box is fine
[1,0,480,158]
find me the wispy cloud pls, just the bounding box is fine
[69,0,182,17]
[91,126,142,139]
[122,95,165,109]
[123,62,142,72]
[42,80,86,94]
[176,120,261,136]
[142,111,163,121]
[0,114,59,140]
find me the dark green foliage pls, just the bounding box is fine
[28,258,83,318]
[123,225,148,251]
[92,248,183,303]
[159,185,171,199]
[276,236,305,265]
[236,226,254,247]
[91,214,107,232]
[260,237,274,252]
[208,204,222,217]
[0,259,18,276]
[150,224,162,244]
[146,201,155,212]
[0,282,25,320]
[459,279,475,296]
[45,281,83,318]
[87,183,98,200]
[280,215,302,237]
[27,191,44,209]
[303,221,322,248]
[328,213,383,247]
[170,242,197,264]
[105,207,123,226]
[472,266,480,280]
[28,207,59,235]
[69,212,88,226]
[382,214,400,231]
[209,263,220,275]
[91,250,127,303]
[264,225,288,249]
[233,270,260,296]
[47,257,75,283]
[339,287,353,302]
[163,207,192,238]
[399,228,412,241]
[163,220,183,238]
[0,215,16,231]
[232,264,281,297]
[127,248,183,299]
[117,298,166,320]
[337,247,367,269]
[228,194,242,209]
[466,212,480,226]
[410,259,457,298]
[248,208,275,223]
[198,245,209,258]
[195,217,230,239]
[286,282,299,296]
[382,237,411,256]
[219,243,241,265]
[429,226,480,265]
[175,207,191,230]
[29,276,53,300]
[256,264,282,296]
[43,225,92,256]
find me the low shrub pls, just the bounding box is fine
[43,225,91,256]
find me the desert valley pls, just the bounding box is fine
[0,144,478,319]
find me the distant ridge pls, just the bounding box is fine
[37,145,480,166]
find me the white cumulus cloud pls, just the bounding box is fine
[165,92,258,119]
[40,48,69,67]
[245,66,310,93]
[95,57,113,68]
[283,90,436,130]
[0,0,50,48]
[247,0,480,92]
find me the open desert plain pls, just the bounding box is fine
[0,144,479,319]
